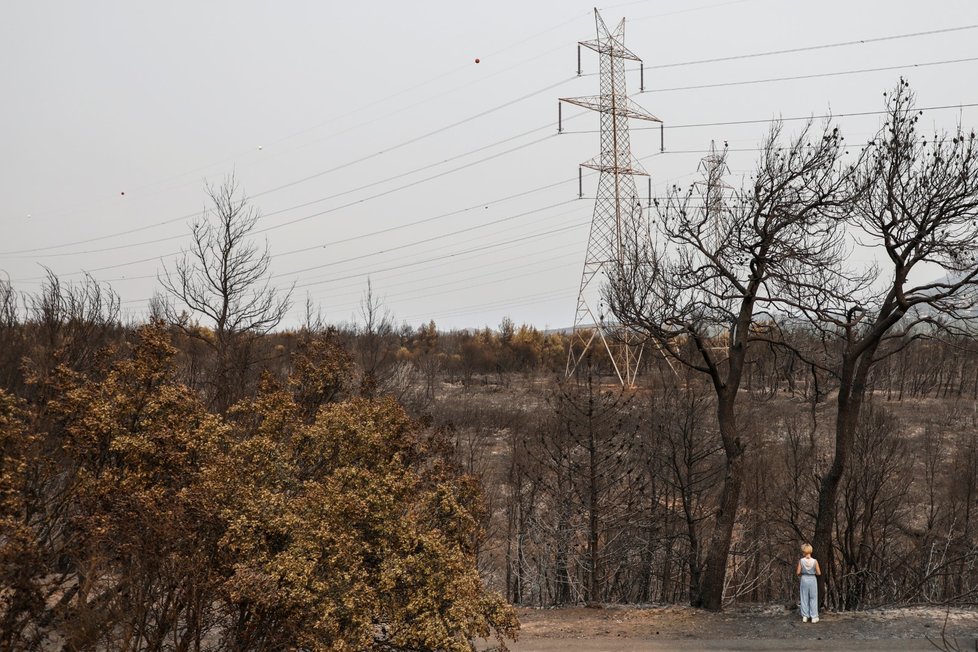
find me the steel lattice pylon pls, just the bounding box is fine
[561,9,660,386]
[694,140,732,251]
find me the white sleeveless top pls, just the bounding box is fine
[800,557,817,575]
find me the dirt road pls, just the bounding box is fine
[488,604,978,652]
[508,640,970,651]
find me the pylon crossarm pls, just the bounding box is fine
[578,39,641,61]
[559,96,661,122]
[580,158,649,177]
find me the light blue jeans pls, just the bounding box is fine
[800,575,818,619]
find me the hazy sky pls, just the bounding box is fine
[3,0,978,331]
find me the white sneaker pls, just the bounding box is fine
[812,617,819,623]
[802,617,809,622]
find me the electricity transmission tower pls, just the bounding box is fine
[694,140,731,251]
[561,9,660,386]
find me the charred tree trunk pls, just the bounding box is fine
[811,341,878,607]
[696,393,744,611]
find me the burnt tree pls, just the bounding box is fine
[608,121,850,610]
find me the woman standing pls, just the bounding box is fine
[797,543,821,623]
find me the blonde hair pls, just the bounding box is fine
[801,543,813,555]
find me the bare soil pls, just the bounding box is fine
[487,604,978,651]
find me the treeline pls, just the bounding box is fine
[386,315,978,610]
[3,268,978,626]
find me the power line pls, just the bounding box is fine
[11,155,674,288]
[79,205,587,290]
[400,288,578,324]
[306,242,583,301]
[297,247,582,310]
[13,12,975,262]
[16,7,597,226]
[270,200,580,280]
[275,197,736,298]
[288,220,590,291]
[639,56,978,95]
[9,126,567,260]
[248,78,576,202]
[0,112,890,286]
[20,90,974,264]
[14,90,978,287]
[559,101,978,135]
[24,2,743,239]
[643,24,978,71]
[373,258,581,307]
[9,171,591,284]
[252,135,561,238]
[0,129,739,284]
[16,51,976,259]
[1,208,207,258]
[12,194,581,286]
[2,78,575,257]
[307,176,582,248]
[238,10,593,160]
[120,219,592,306]
[288,207,589,292]
[14,81,958,284]
[17,1,746,240]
